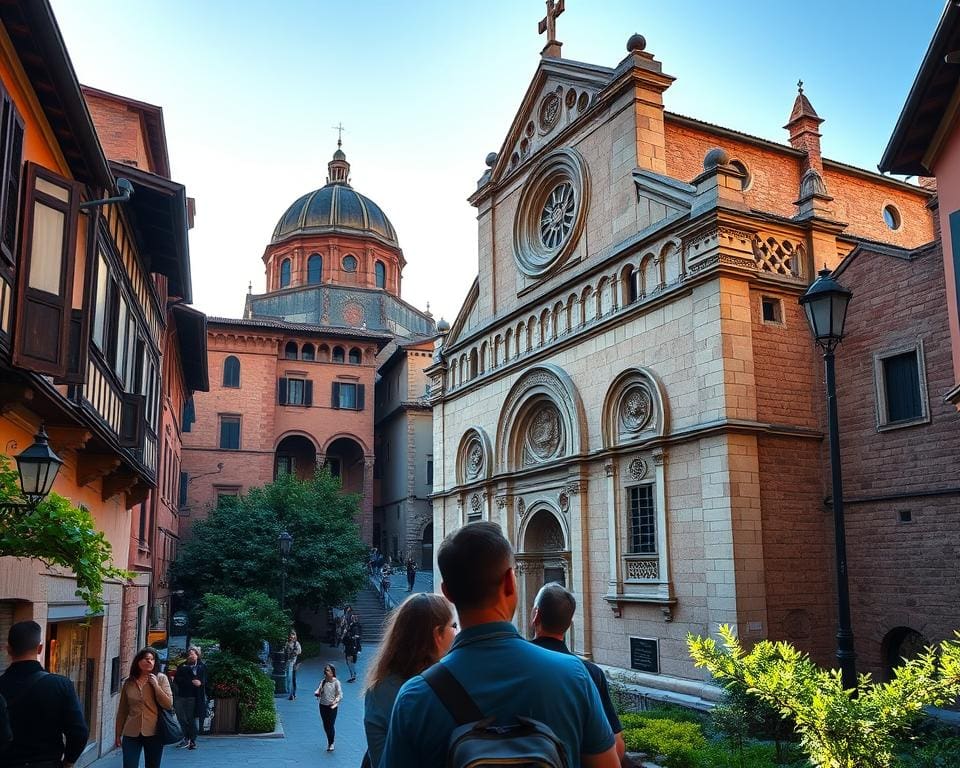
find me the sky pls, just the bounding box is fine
[48,1,943,326]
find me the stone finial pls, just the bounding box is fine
[436,317,451,333]
[794,168,834,220]
[785,80,824,175]
[799,168,828,199]
[703,147,731,170]
[485,152,498,168]
[626,33,646,53]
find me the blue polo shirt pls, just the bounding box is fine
[380,621,614,768]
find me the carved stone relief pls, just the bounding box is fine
[620,386,653,432]
[466,438,484,480]
[628,458,648,481]
[523,402,564,465]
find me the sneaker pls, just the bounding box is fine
[176,740,189,749]
[326,745,334,752]
[188,742,197,750]
[288,694,293,700]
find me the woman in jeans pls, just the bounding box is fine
[313,664,342,751]
[115,647,174,768]
[284,631,301,700]
[172,646,207,750]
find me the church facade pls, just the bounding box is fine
[427,26,941,700]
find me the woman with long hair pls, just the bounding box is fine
[362,593,457,768]
[314,664,342,752]
[115,647,174,768]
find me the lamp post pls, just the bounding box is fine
[799,268,856,690]
[1,424,63,512]
[278,531,293,610]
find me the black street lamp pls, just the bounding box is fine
[2,425,63,512]
[799,268,856,690]
[278,531,293,609]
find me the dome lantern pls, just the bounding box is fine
[327,140,351,185]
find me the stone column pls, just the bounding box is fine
[604,460,621,603]
[361,457,375,544]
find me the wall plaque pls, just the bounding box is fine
[629,637,659,674]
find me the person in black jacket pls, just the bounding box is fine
[0,621,88,768]
[172,646,207,750]
[342,617,362,683]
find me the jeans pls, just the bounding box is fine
[285,661,297,695]
[318,703,338,746]
[121,734,164,768]
[174,696,198,741]
[344,653,357,680]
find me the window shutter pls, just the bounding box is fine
[357,384,365,410]
[119,393,146,448]
[304,379,313,406]
[11,163,82,377]
[0,87,24,268]
[178,471,188,509]
[278,377,288,405]
[57,207,99,384]
[332,381,340,409]
[182,397,195,433]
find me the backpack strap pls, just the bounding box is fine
[422,663,484,726]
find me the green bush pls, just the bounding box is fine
[299,639,323,659]
[240,706,276,734]
[206,650,277,733]
[897,733,960,768]
[621,707,705,725]
[195,591,288,661]
[622,717,707,768]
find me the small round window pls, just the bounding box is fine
[342,254,358,272]
[883,204,901,231]
[729,159,751,191]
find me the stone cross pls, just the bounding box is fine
[332,121,345,147]
[538,0,565,57]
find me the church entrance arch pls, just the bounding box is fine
[516,507,571,639]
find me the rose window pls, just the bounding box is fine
[539,182,575,250]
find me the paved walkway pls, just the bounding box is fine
[380,569,434,609]
[93,648,375,768]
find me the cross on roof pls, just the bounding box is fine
[332,122,345,148]
[538,0,565,56]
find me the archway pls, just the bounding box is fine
[517,508,570,640]
[420,523,433,571]
[274,434,316,480]
[882,626,929,681]
[324,436,365,494]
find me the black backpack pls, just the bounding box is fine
[422,663,569,768]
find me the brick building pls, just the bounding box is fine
[427,23,947,705]
[182,147,437,552]
[0,1,205,761]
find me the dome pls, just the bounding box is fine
[271,145,398,246]
[271,183,398,245]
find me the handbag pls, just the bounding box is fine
[156,706,184,745]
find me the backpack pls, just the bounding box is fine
[422,663,569,768]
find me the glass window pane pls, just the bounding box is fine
[884,352,922,422]
[288,379,304,406]
[339,382,357,409]
[628,485,656,555]
[36,177,70,202]
[27,202,64,294]
[115,299,128,379]
[93,253,109,350]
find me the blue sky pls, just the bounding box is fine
[49,1,943,324]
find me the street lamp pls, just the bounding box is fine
[2,424,63,511]
[278,531,293,609]
[799,268,856,690]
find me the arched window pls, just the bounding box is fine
[307,253,322,284]
[348,347,362,364]
[284,341,298,360]
[375,260,386,289]
[318,344,330,362]
[333,346,345,363]
[301,343,315,361]
[280,258,291,288]
[222,356,240,388]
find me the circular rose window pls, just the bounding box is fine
[342,255,358,272]
[513,148,589,278]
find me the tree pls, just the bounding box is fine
[0,456,128,614]
[171,469,368,613]
[688,625,960,768]
[195,592,288,660]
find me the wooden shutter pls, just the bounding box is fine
[57,206,99,384]
[357,383,365,410]
[11,163,82,377]
[119,393,146,448]
[0,85,24,268]
[304,379,313,406]
[332,381,340,409]
[278,377,288,405]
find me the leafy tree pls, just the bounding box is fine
[688,625,960,768]
[0,455,129,614]
[195,591,287,660]
[171,469,368,613]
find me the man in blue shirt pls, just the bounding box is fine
[381,522,618,768]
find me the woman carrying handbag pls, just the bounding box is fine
[115,647,176,768]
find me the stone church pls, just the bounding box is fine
[427,18,939,701]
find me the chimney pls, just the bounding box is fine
[784,81,824,175]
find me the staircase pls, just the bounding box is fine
[351,583,389,644]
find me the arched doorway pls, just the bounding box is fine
[882,626,929,680]
[274,434,316,480]
[420,523,433,571]
[324,436,365,494]
[517,508,570,639]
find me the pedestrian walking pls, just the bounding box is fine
[363,592,457,768]
[405,556,417,591]
[0,620,88,768]
[342,617,362,683]
[115,647,175,768]
[284,631,302,700]
[313,664,342,752]
[172,646,207,750]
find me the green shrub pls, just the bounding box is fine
[195,591,288,661]
[299,639,323,659]
[897,733,960,768]
[622,717,706,768]
[240,706,276,734]
[621,706,705,726]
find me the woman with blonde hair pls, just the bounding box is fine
[362,592,456,768]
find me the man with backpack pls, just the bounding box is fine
[531,583,627,766]
[381,522,618,768]
[0,621,88,768]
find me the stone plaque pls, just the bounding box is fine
[629,637,659,674]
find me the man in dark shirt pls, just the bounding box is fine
[531,583,627,766]
[0,621,88,768]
